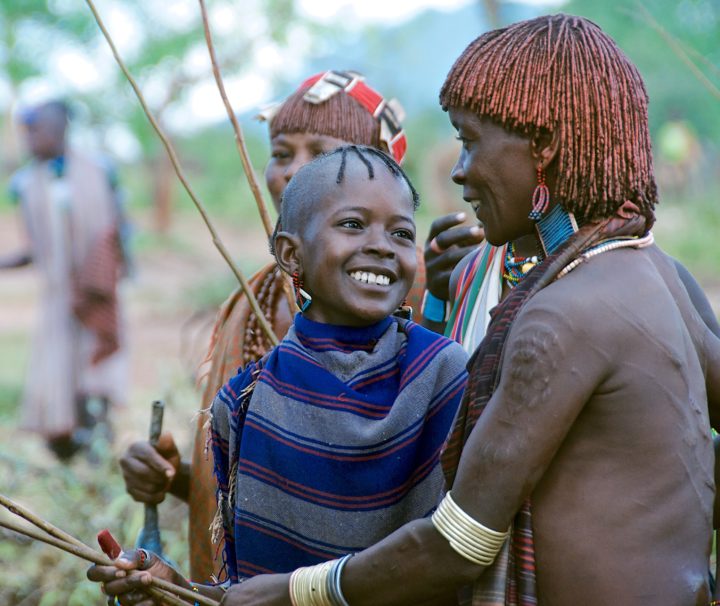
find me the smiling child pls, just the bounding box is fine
[209,145,468,582]
[86,146,469,603]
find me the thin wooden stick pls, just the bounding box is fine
[0,517,107,565]
[0,494,88,551]
[0,509,220,606]
[197,0,273,237]
[635,2,720,100]
[147,587,188,606]
[0,518,186,606]
[197,0,297,314]
[83,0,278,346]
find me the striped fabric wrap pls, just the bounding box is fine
[212,313,468,582]
[446,242,507,355]
[441,242,579,606]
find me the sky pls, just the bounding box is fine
[298,0,475,25]
[299,0,560,24]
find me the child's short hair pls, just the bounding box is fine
[270,145,419,255]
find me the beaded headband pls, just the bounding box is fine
[257,70,408,164]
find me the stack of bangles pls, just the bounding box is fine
[431,491,509,566]
[421,290,449,323]
[289,553,354,606]
[423,238,450,323]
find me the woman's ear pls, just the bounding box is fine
[531,128,560,170]
[273,231,303,277]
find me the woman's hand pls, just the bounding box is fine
[119,432,186,504]
[87,549,187,605]
[424,212,484,301]
[220,573,291,606]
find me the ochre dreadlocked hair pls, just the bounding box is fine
[270,84,382,149]
[440,13,658,222]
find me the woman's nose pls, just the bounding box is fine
[450,157,465,184]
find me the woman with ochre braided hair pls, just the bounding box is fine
[112,14,720,605]
[118,71,432,583]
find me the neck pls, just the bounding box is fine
[512,234,542,259]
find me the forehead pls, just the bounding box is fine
[271,131,348,148]
[448,106,483,129]
[448,107,529,145]
[315,159,413,214]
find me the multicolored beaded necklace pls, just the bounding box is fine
[502,242,542,288]
[503,204,579,288]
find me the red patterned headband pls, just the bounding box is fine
[258,70,407,164]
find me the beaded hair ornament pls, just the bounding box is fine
[257,70,408,164]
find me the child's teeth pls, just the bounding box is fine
[350,271,390,285]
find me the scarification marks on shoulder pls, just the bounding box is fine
[505,324,561,418]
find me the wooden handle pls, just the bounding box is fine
[148,400,164,447]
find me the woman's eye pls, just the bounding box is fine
[340,219,362,229]
[271,150,291,161]
[311,146,329,158]
[393,228,415,241]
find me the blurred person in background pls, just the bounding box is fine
[0,100,130,462]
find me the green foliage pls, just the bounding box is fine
[0,0,96,85]
[0,328,27,421]
[653,184,720,279]
[562,0,720,141]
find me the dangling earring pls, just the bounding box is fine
[291,271,312,312]
[528,165,550,221]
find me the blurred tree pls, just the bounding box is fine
[480,0,501,28]
[0,0,96,171]
[561,0,720,142]
[0,0,312,230]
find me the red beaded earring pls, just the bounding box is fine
[291,271,312,312]
[528,165,550,221]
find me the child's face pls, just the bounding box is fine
[299,165,417,327]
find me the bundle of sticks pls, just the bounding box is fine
[0,494,220,606]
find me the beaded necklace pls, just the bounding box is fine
[504,204,651,288]
[556,232,655,279]
[502,242,542,288]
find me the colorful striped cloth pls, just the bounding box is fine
[446,242,507,354]
[212,313,468,581]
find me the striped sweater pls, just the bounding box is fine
[211,313,468,581]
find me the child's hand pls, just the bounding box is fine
[87,549,184,605]
[120,433,180,504]
[424,212,484,301]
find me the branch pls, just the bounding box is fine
[635,2,720,100]
[198,0,298,313]
[0,517,218,606]
[83,0,278,346]
[198,0,273,237]
[0,494,88,551]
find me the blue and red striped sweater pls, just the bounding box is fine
[211,313,468,581]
